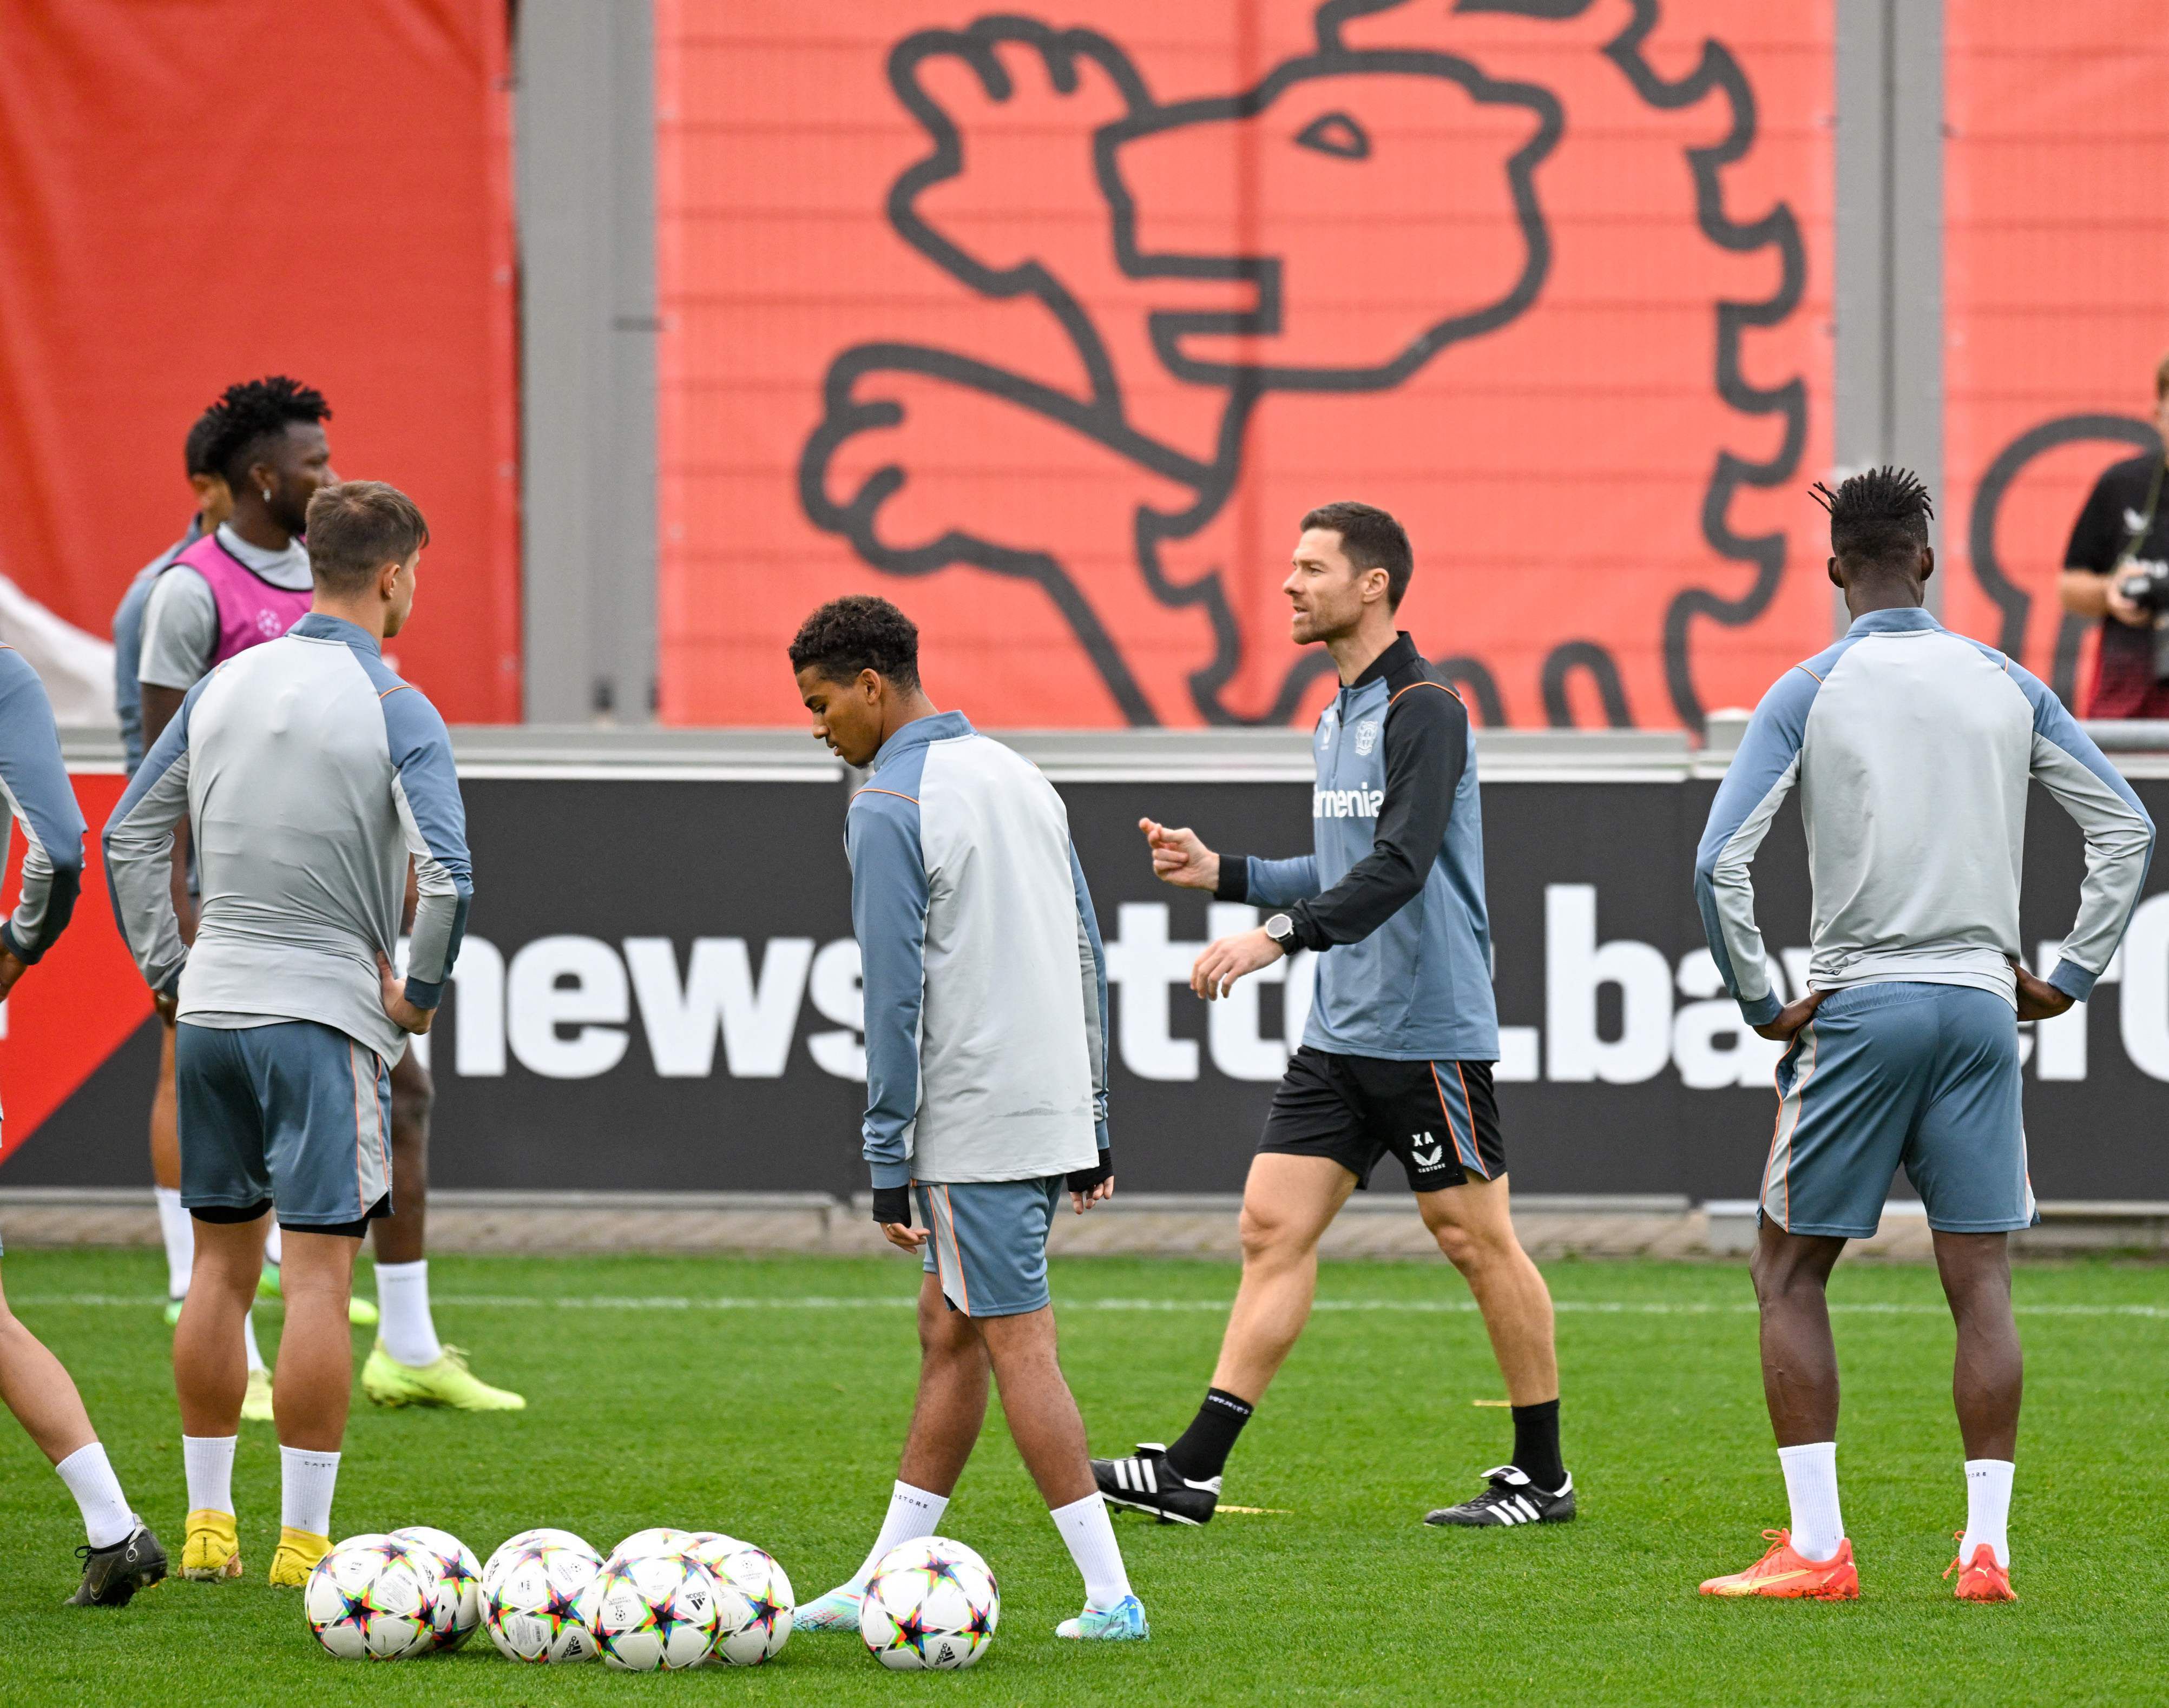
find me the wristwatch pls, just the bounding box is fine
[1263,913,1299,952]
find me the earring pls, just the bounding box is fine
[261,487,272,503]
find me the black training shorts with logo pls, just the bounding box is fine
[1257,1046,1506,1192]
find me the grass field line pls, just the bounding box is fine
[13,1292,2167,1318]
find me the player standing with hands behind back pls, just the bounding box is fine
[1095,503,1571,1531]
[785,596,1146,1644]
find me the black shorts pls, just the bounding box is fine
[1258,1047,1506,1192]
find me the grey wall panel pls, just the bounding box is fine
[515,0,658,722]
[1835,0,1944,624]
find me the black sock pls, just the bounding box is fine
[1165,1388,1253,1482]
[1510,1399,1565,1492]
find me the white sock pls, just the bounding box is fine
[154,1188,193,1299]
[852,1481,949,1584]
[182,1434,236,1516]
[55,1443,136,1549]
[263,1222,282,1268]
[242,1310,267,1376]
[1050,1491,1131,1611]
[280,1445,340,1538]
[1961,1459,2014,1568]
[373,1259,441,1367]
[1777,1441,1845,1562]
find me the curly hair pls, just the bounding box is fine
[788,595,921,690]
[202,375,331,488]
[1810,465,1934,570]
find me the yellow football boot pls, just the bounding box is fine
[181,1509,243,1582]
[362,1342,525,1412]
[241,1366,275,1423]
[268,1527,331,1587]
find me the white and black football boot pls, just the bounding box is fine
[1423,1466,1575,1527]
[1093,1443,1220,1526]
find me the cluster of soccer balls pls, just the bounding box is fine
[305,1525,998,1671]
[304,1524,793,1671]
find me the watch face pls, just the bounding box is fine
[1267,914,1295,944]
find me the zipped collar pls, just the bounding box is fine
[872,708,974,770]
[1844,606,1940,637]
[289,611,381,654]
[1346,631,1421,694]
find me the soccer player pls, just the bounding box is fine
[110,407,287,1416]
[137,377,517,1413]
[1693,468,2153,1601]
[0,643,168,1605]
[1090,502,1572,1528]
[785,597,1147,1644]
[106,480,474,1586]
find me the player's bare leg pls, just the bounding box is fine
[1934,1230,2021,1598]
[360,1053,524,1410]
[173,1210,267,1581]
[0,1265,165,1604]
[1416,1173,1556,1404]
[974,1304,1141,1637]
[976,1305,1094,1507]
[262,1227,363,1584]
[1210,1152,1356,1400]
[896,1272,991,1495]
[1698,1222,1858,1596]
[1751,1225,1846,1445]
[1414,1172,1576,1525]
[1094,1154,1346,1525]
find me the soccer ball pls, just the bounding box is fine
[610,1526,695,1561]
[586,1553,723,1671]
[859,1536,998,1671]
[304,1533,441,1661]
[685,1532,794,1666]
[482,1529,604,1663]
[387,1526,483,1650]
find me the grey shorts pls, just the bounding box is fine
[1763,981,2036,1239]
[176,1020,393,1231]
[916,1177,1064,1318]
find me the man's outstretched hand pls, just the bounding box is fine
[0,947,25,1003]
[2009,955,2076,1022]
[1752,988,1828,1043]
[1140,819,1219,892]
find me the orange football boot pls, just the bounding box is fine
[1699,1529,1860,1599]
[1944,1535,2016,1601]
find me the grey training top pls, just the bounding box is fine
[103,613,472,1064]
[137,523,311,692]
[113,516,203,773]
[0,647,87,969]
[1695,607,2154,1024]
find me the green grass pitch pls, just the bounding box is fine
[0,1247,2163,1704]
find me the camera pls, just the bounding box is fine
[2115,561,2169,613]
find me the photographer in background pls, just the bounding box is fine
[2060,352,2169,717]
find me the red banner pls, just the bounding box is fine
[0,0,521,723]
[658,0,1833,728]
[1942,2,2169,707]
[0,774,147,1163]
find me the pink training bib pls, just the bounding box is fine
[168,531,313,667]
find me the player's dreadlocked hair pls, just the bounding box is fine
[202,375,331,489]
[1809,465,1934,571]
